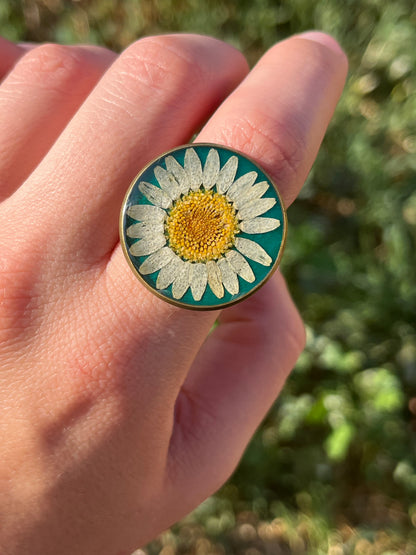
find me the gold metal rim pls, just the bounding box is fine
[119,143,287,311]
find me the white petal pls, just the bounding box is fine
[226,250,255,283]
[207,260,224,298]
[172,262,191,299]
[126,204,166,223]
[156,255,183,289]
[129,234,166,257]
[154,166,181,200]
[184,148,202,191]
[203,148,220,190]
[165,156,189,194]
[138,181,172,209]
[227,171,258,200]
[231,181,269,209]
[216,156,238,193]
[127,221,165,238]
[235,237,272,266]
[138,247,174,274]
[240,217,280,234]
[189,263,208,301]
[217,258,239,295]
[237,197,276,221]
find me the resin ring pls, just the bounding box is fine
[120,144,287,310]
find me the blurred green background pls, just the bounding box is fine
[2,1,415,553]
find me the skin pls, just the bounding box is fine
[0,32,347,555]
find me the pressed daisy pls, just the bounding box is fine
[121,144,286,309]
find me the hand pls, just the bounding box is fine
[0,33,347,554]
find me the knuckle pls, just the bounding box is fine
[115,36,207,100]
[216,109,308,188]
[14,43,97,90]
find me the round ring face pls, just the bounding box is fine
[120,144,286,310]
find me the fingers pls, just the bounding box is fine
[0,43,117,201]
[5,34,249,258]
[165,271,305,509]
[0,37,24,81]
[198,31,348,206]
[0,35,249,409]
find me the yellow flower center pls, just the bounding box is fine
[166,190,239,262]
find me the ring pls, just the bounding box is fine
[120,144,287,310]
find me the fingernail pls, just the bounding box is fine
[297,31,345,57]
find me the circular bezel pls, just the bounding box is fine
[120,143,287,310]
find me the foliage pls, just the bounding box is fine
[1,0,415,553]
